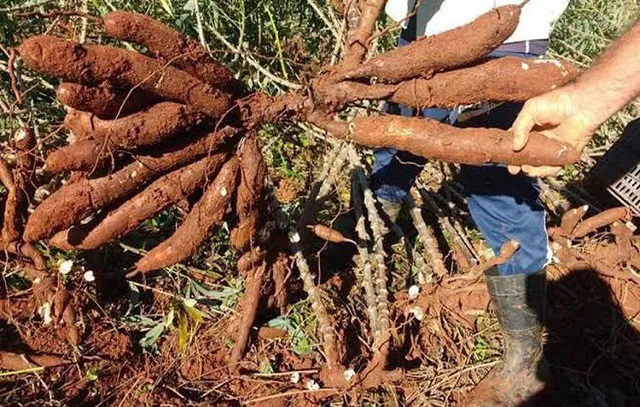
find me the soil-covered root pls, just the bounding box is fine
[104,11,245,98]
[0,159,21,242]
[473,240,520,274]
[559,205,590,236]
[309,113,580,167]
[572,207,633,238]
[229,264,267,368]
[236,136,267,217]
[237,246,267,276]
[46,102,206,173]
[57,82,158,119]
[0,351,64,370]
[230,209,262,251]
[341,57,579,109]
[132,157,240,274]
[63,109,105,141]
[238,92,308,129]
[338,5,521,83]
[1,241,46,270]
[24,127,238,242]
[19,35,232,118]
[49,153,228,250]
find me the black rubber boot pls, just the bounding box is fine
[465,268,547,406]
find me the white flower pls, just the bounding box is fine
[220,187,228,197]
[304,379,320,391]
[408,285,420,299]
[183,298,197,307]
[290,371,300,384]
[58,260,74,275]
[343,368,356,382]
[409,306,424,321]
[83,270,96,282]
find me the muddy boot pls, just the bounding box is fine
[378,197,403,224]
[465,268,547,407]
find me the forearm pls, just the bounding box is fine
[568,19,640,129]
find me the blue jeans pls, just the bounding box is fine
[372,50,549,276]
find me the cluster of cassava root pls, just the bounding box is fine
[4,1,585,384]
[14,4,580,271]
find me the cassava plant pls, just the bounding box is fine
[3,0,584,386]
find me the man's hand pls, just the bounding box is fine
[507,87,597,177]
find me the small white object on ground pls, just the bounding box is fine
[343,368,356,382]
[83,270,96,282]
[409,306,425,321]
[58,259,73,275]
[304,379,320,390]
[408,285,420,299]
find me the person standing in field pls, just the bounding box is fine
[374,1,569,405]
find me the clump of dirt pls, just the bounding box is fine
[275,177,303,204]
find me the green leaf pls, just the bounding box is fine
[85,368,100,383]
[183,302,204,325]
[183,0,197,12]
[259,359,274,375]
[165,309,175,328]
[159,0,174,16]
[178,312,189,352]
[139,322,166,350]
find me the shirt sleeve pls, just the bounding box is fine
[384,0,417,25]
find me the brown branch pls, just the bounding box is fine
[368,0,423,43]
[341,0,388,69]
[7,48,23,105]
[406,189,447,278]
[11,9,102,24]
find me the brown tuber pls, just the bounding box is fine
[57,82,158,119]
[309,114,581,167]
[104,11,245,98]
[358,57,579,109]
[338,5,521,83]
[18,35,232,118]
[24,127,238,241]
[46,102,206,173]
[49,153,228,250]
[132,157,240,274]
[572,207,633,238]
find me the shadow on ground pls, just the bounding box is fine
[528,268,640,406]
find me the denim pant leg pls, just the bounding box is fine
[372,107,450,203]
[460,166,549,275]
[458,103,549,276]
